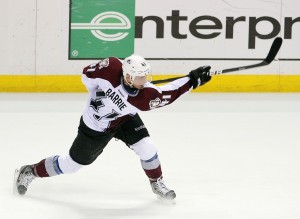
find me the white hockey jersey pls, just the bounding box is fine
[81,57,193,132]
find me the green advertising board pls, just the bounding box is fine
[69,0,135,59]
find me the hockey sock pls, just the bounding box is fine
[33,156,63,177]
[141,153,162,181]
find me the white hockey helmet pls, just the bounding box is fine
[122,54,151,83]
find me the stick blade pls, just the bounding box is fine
[264,37,283,64]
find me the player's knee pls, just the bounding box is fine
[130,137,157,161]
[58,154,84,174]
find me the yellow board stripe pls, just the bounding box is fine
[0,75,300,92]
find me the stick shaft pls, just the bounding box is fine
[152,37,282,85]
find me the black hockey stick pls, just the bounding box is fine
[152,37,283,84]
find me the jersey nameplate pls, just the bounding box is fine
[106,88,127,111]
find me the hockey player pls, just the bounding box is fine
[15,55,211,200]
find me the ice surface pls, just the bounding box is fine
[0,93,300,219]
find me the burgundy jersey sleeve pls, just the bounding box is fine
[127,77,193,111]
[81,57,123,92]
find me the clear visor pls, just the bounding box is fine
[133,72,152,84]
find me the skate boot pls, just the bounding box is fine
[150,177,176,200]
[15,165,36,195]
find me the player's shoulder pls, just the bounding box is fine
[127,84,162,111]
[137,82,162,101]
[108,56,122,64]
[106,57,122,68]
[82,57,123,87]
[83,57,122,76]
[143,82,161,93]
[83,57,121,71]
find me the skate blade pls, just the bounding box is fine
[156,195,176,205]
[13,169,20,195]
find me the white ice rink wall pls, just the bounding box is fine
[0,0,299,92]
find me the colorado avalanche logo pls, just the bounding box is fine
[99,58,109,69]
[149,95,171,109]
[149,98,161,109]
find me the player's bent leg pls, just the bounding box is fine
[14,118,112,196]
[130,137,176,200]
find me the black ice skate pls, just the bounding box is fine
[14,165,36,195]
[150,177,176,200]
